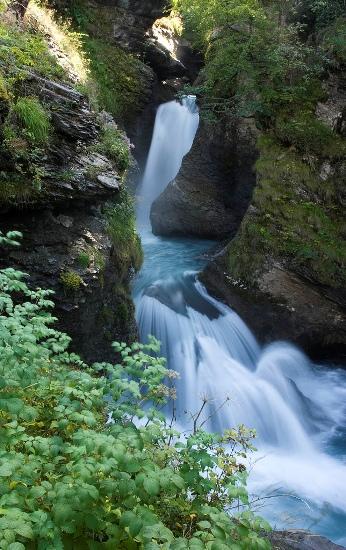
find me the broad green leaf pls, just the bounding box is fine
[143,477,160,496]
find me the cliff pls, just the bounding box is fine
[0,4,146,361]
[202,58,346,359]
[151,4,346,359]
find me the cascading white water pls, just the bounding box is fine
[137,96,199,227]
[134,99,346,545]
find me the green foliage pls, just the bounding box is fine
[275,111,346,158]
[173,0,323,122]
[0,18,65,87]
[0,16,64,202]
[0,174,39,206]
[92,126,131,174]
[0,73,9,101]
[0,1,7,14]
[305,0,346,29]
[77,252,90,269]
[59,270,83,290]
[81,37,146,120]
[12,97,50,145]
[175,0,346,293]
[105,190,143,273]
[321,16,346,63]
[0,257,271,548]
[0,230,22,247]
[55,0,148,120]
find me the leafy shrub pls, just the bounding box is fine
[0,257,271,548]
[321,16,346,63]
[173,0,323,123]
[60,269,83,290]
[13,97,51,145]
[105,190,143,272]
[306,0,346,29]
[0,229,22,246]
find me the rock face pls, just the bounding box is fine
[269,530,345,550]
[50,0,195,81]
[1,206,136,363]
[202,256,346,360]
[145,59,346,359]
[151,116,258,239]
[201,68,346,360]
[0,74,138,362]
[0,74,122,210]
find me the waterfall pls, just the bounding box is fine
[134,99,346,545]
[136,96,199,227]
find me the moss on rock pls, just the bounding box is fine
[60,269,84,290]
[82,37,148,121]
[228,135,346,289]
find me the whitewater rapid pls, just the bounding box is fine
[133,98,346,544]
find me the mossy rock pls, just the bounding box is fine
[228,135,346,289]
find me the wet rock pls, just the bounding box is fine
[269,530,345,550]
[145,37,187,78]
[151,116,258,239]
[201,256,346,361]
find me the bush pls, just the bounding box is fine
[173,0,323,122]
[0,257,271,549]
[60,269,83,290]
[306,0,346,29]
[321,16,346,63]
[13,97,51,145]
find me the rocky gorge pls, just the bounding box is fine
[0,0,346,547]
[0,0,187,362]
[149,19,346,361]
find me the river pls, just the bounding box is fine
[133,97,346,546]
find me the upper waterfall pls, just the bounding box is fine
[136,96,199,227]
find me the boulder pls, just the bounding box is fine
[151,115,258,239]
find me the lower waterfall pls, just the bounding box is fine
[133,98,346,545]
